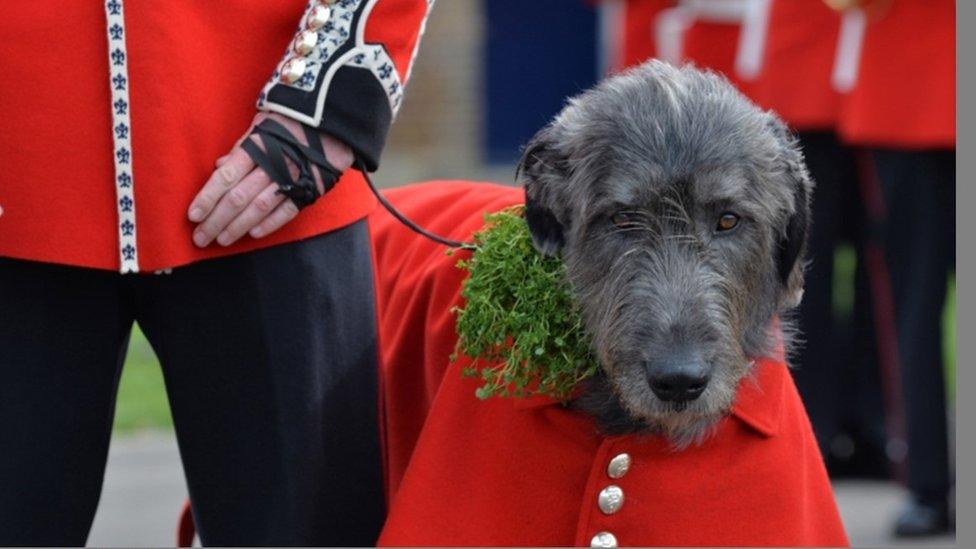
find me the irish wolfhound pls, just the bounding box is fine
[519,60,811,445]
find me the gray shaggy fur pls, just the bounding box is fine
[517,61,812,447]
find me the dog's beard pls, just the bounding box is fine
[575,352,751,448]
[619,379,734,448]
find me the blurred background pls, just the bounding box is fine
[92,0,954,545]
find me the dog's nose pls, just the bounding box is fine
[646,351,710,402]
[649,371,709,402]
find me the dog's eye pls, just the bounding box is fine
[611,212,640,228]
[715,212,740,232]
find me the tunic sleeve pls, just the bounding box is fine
[258,0,435,171]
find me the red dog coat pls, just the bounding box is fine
[370,182,849,547]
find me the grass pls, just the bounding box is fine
[111,248,956,434]
[113,325,172,434]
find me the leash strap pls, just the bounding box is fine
[356,159,476,250]
[241,119,342,210]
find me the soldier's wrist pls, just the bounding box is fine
[319,131,354,173]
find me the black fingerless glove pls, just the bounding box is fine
[241,119,343,210]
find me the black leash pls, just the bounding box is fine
[356,159,477,251]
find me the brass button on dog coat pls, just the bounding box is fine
[590,531,618,547]
[598,486,624,515]
[607,453,631,479]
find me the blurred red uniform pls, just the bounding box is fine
[839,0,955,149]
[751,0,847,130]
[837,0,955,536]
[603,0,765,97]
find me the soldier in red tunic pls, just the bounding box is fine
[837,0,955,536]
[0,1,433,545]
[751,0,891,481]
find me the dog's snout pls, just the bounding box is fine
[649,372,709,402]
[646,350,710,402]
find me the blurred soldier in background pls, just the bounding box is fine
[751,0,889,480]
[837,0,955,536]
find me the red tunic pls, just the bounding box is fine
[610,0,673,72]
[368,181,527,500]
[683,21,751,94]
[368,182,849,547]
[751,0,846,131]
[612,1,759,98]
[838,0,955,149]
[0,1,432,273]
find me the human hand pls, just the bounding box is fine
[187,112,353,247]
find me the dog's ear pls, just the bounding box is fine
[767,116,813,307]
[518,125,570,256]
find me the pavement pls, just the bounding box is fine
[88,433,188,547]
[87,431,955,547]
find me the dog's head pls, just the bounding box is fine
[517,61,812,444]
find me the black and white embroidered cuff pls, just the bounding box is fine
[257,0,421,172]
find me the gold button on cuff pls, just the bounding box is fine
[607,453,631,479]
[280,57,307,84]
[307,5,332,30]
[293,30,318,56]
[591,531,618,548]
[598,485,624,515]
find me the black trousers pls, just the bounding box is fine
[866,149,955,503]
[791,132,887,464]
[0,221,384,546]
